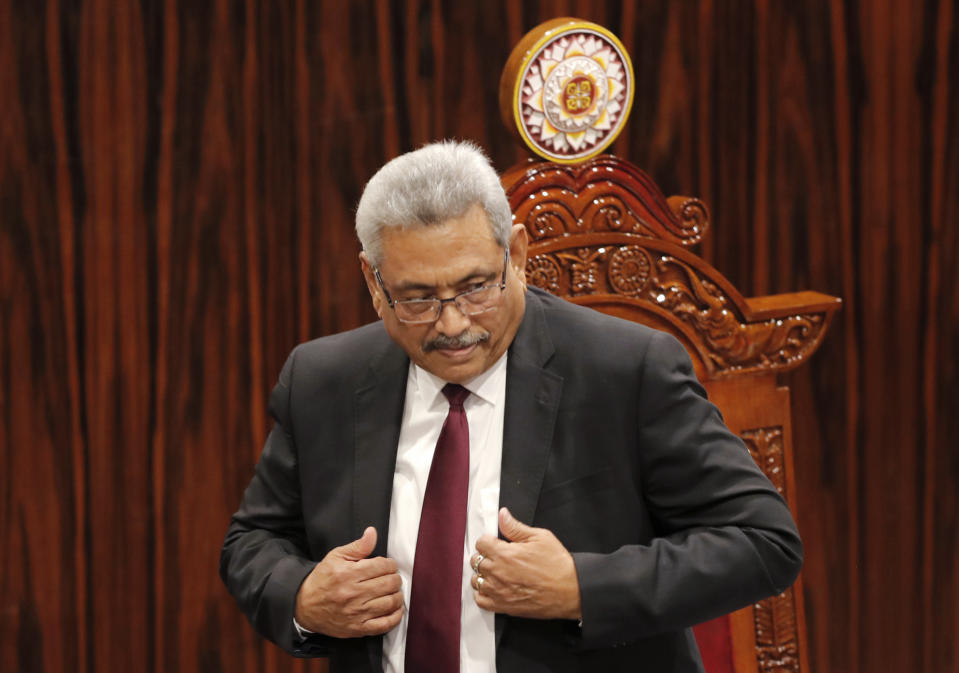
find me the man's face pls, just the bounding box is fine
[361,204,528,384]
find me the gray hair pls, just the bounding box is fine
[355,140,513,266]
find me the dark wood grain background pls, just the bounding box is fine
[1,1,956,672]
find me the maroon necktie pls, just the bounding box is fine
[405,383,471,673]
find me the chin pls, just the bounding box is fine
[422,356,484,383]
[432,364,481,384]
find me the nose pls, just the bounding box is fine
[432,299,471,336]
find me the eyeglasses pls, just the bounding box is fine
[373,250,509,324]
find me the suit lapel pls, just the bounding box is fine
[496,290,563,646]
[353,338,408,551]
[353,334,408,673]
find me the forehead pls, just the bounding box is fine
[377,205,503,282]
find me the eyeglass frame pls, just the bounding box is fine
[372,249,510,324]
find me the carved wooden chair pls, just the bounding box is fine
[499,18,840,673]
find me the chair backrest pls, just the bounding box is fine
[499,18,841,673]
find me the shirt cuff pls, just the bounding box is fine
[293,616,314,641]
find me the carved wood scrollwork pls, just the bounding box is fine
[608,245,652,296]
[504,157,709,246]
[742,426,800,673]
[556,248,608,294]
[651,255,821,374]
[671,196,709,240]
[525,245,828,376]
[741,427,786,495]
[525,255,562,294]
[752,590,800,673]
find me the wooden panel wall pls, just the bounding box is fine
[1,1,956,672]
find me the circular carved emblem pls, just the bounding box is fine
[500,19,634,163]
[608,246,652,296]
[561,74,597,116]
[525,255,562,293]
[544,58,607,131]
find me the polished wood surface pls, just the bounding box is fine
[1,2,957,673]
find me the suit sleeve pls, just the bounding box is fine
[219,349,338,657]
[571,331,803,649]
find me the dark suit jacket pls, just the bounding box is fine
[220,287,802,673]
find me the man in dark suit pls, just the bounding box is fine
[220,141,802,673]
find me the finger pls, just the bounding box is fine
[349,555,399,581]
[473,589,496,613]
[361,590,404,616]
[360,603,404,636]
[499,507,535,542]
[338,560,397,586]
[475,534,507,557]
[469,553,486,574]
[337,526,378,561]
[470,573,495,594]
[357,569,403,597]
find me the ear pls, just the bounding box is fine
[359,252,385,317]
[508,224,528,288]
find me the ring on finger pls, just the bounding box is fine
[471,554,485,574]
[476,576,485,591]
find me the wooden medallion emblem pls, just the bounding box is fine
[500,18,634,163]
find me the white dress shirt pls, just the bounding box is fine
[382,353,507,673]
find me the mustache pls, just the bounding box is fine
[423,330,490,352]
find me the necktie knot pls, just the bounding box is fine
[442,383,470,409]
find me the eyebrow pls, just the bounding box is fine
[390,267,499,294]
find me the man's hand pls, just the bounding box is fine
[294,527,404,638]
[470,508,581,620]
